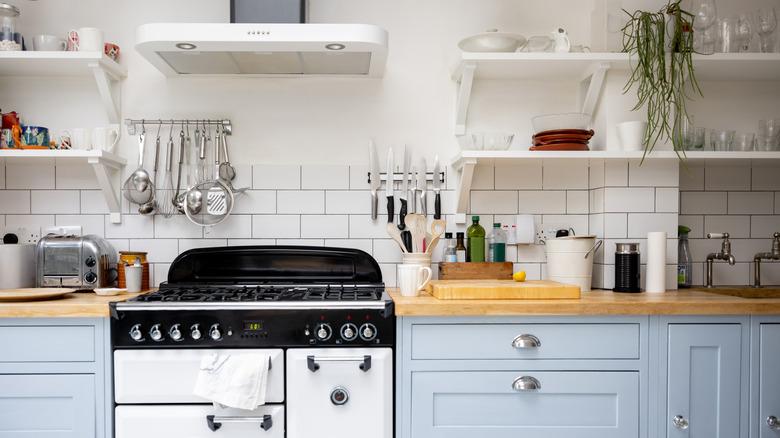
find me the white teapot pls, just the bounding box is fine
[551,28,571,53]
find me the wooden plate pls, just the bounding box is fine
[529,143,590,151]
[534,129,595,138]
[533,138,590,146]
[0,288,76,302]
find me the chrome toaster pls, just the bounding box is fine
[35,234,118,289]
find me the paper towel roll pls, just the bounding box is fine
[646,232,667,293]
[0,244,36,289]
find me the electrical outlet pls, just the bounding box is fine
[2,227,41,244]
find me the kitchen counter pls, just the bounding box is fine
[389,288,780,316]
[0,291,143,318]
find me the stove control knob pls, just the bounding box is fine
[169,324,183,342]
[149,324,163,342]
[340,323,358,341]
[190,324,202,341]
[359,323,377,341]
[129,324,143,342]
[315,323,332,341]
[209,324,222,341]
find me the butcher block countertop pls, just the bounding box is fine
[0,291,143,318]
[389,288,780,316]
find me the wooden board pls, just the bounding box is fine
[426,280,581,300]
[439,262,513,280]
[0,288,76,302]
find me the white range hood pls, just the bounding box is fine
[136,23,388,77]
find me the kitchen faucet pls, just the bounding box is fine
[706,233,736,288]
[753,232,780,288]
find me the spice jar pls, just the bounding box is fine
[0,3,20,51]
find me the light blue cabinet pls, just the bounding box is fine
[0,318,111,438]
[756,322,780,438]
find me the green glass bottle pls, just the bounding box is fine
[466,216,486,262]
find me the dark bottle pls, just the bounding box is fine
[466,216,486,262]
[455,232,467,262]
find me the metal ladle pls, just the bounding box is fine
[123,123,154,205]
[138,122,163,215]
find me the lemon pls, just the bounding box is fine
[513,271,527,282]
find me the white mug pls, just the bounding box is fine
[397,264,432,297]
[124,265,143,293]
[71,27,103,52]
[32,34,66,51]
[93,126,119,153]
[63,128,91,150]
[617,121,648,151]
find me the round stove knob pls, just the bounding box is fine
[190,324,202,341]
[169,324,183,342]
[149,324,163,342]
[315,323,332,341]
[84,271,97,284]
[129,324,143,342]
[340,323,358,341]
[359,323,377,341]
[209,324,222,341]
[330,387,350,406]
[85,256,96,267]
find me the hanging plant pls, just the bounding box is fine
[621,0,701,159]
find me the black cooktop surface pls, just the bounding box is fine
[130,285,385,303]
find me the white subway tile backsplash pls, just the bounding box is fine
[55,164,99,189]
[627,213,678,238]
[728,192,773,214]
[604,213,628,238]
[379,263,397,287]
[590,188,604,213]
[106,215,154,239]
[253,164,300,189]
[204,215,252,239]
[348,215,389,239]
[604,187,654,212]
[301,165,349,190]
[0,160,4,190]
[276,239,324,246]
[3,215,52,233]
[324,239,372,254]
[471,191,518,214]
[56,215,104,237]
[628,160,678,187]
[589,214,604,241]
[372,239,403,263]
[326,191,371,214]
[730,239,773,263]
[678,215,704,238]
[516,244,546,263]
[0,191,30,214]
[514,263,542,280]
[231,191,276,214]
[680,192,727,215]
[751,216,780,238]
[153,263,171,287]
[566,191,589,214]
[752,167,780,191]
[495,164,542,189]
[689,238,721,263]
[227,239,276,246]
[80,190,109,214]
[179,239,227,253]
[517,191,566,214]
[655,188,679,213]
[349,165,369,190]
[704,166,751,191]
[252,215,300,238]
[155,215,203,239]
[542,215,589,236]
[106,239,129,253]
[301,215,348,239]
[705,215,751,238]
[277,191,325,214]
[471,165,494,190]
[6,163,54,189]
[759,262,780,286]
[231,164,253,190]
[542,161,589,189]
[604,160,628,187]
[712,262,750,286]
[679,166,704,191]
[31,190,80,214]
[129,239,179,263]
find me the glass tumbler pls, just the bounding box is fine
[710,129,735,151]
[717,17,738,53]
[732,132,755,151]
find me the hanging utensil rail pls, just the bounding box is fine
[368,171,445,185]
[125,119,233,136]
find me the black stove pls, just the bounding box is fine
[111,246,394,349]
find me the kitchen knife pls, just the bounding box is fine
[399,146,413,252]
[417,157,427,216]
[386,147,394,224]
[410,165,418,214]
[369,140,381,220]
[432,155,442,220]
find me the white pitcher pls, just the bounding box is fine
[551,28,571,53]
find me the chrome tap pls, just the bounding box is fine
[753,232,780,288]
[706,233,736,288]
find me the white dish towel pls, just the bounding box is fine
[193,353,271,411]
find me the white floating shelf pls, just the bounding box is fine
[452,52,780,135]
[0,149,127,223]
[0,51,127,124]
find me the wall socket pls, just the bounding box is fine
[1,227,41,244]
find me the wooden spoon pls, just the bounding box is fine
[426,219,446,254]
[386,223,408,253]
[405,214,428,253]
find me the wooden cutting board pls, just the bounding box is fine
[425,280,581,300]
[0,288,76,302]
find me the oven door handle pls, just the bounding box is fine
[206,414,273,432]
[307,355,372,373]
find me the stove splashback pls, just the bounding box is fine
[166,246,383,286]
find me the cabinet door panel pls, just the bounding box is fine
[411,371,639,438]
[667,324,742,438]
[0,374,95,438]
[760,324,780,438]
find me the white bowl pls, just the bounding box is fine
[471,132,515,151]
[458,30,527,53]
[532,113,591,134]
[94,287,126,296]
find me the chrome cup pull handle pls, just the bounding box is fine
[768,415,780,430]
[512,334,541,349]
[512,376,541,391]
[672,415,689,430]
[206,415,273,432]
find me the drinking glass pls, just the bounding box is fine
[757,120,780,151]
[687,127,706,150]
[710,129,735,151]
[717,18,737,53]
[735,14,753,52]
[756,8,778,53]
[732,132,755,151]
[692,0,718,53]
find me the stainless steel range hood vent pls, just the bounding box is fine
[136,23,388,77]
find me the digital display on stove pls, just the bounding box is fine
[243,321,264,331]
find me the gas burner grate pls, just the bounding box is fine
[131,285,384,303]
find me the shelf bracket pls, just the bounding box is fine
[579,62,610,118]
[89,63,122,125]
[454,63,476,137]
[454,157,478,224]
[88,157,122,224]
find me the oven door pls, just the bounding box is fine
[286,347,393,438]
[115,404,284,438]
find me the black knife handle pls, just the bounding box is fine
[398,199,408,230]
[401,230,413,253]
[434,193,441,220]
[386,196,395,224]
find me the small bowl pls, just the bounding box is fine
[531,113,591,134]
[472,132,515,151]
[94,288,126,296]
[458,29,527,53]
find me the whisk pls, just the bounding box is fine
[158,121,177,218]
